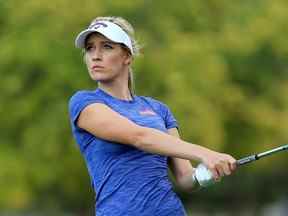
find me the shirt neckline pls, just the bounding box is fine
[96,88,136,104]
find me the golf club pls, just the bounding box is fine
[236,144,288,166]
[194,144,288,187]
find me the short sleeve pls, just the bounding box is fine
[68,90,105,129]
[158,102,178,130]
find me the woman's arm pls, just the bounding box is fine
[77,103,236,180]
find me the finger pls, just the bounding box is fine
[213,171,221,181]
[222,161,231,176]
[228,157,237,171]
[229,161,237,171]
[214,169,222,182]
[207,165,220,181]
[215,164,225,177]
[224,155,237,171]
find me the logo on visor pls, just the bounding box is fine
[89,22,108,30]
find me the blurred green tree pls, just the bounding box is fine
[0,0,287,213]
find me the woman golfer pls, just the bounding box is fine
[68,16,236,216]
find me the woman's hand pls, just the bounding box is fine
[198,149,237,181]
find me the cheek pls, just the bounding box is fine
[107,54,126,68]
[84,55,94,74]
[83,55,94,78]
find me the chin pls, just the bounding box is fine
[89,73,105,81]
[89,73,117,83]
[90,76,112,82]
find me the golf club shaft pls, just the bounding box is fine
[236,144,288,166]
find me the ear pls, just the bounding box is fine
[123,53,132,66]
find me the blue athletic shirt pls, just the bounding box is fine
[68,88,187,216]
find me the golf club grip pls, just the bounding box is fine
[236,155,258,166]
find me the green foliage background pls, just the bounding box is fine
[0,0,287,214]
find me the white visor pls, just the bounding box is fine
[75,21,134,55]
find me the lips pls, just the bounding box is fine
[91,65,104,70]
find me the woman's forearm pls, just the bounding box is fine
[134,126,210,162]
[176,169,201,192]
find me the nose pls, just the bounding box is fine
[91,48,102,61]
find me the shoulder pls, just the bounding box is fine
[68,89,106,114]
[69,89,96,101]
[138,96,170,110]
[138,95,163,106]
[69,89,102,105]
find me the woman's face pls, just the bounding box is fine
[83,33,132,83]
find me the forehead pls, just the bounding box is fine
[85,32,113,45]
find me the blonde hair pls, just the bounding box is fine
[86,16,141,95]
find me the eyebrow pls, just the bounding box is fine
[85,40,117,47]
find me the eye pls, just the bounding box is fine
[85,46,93,51]
[103,43,113,49]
